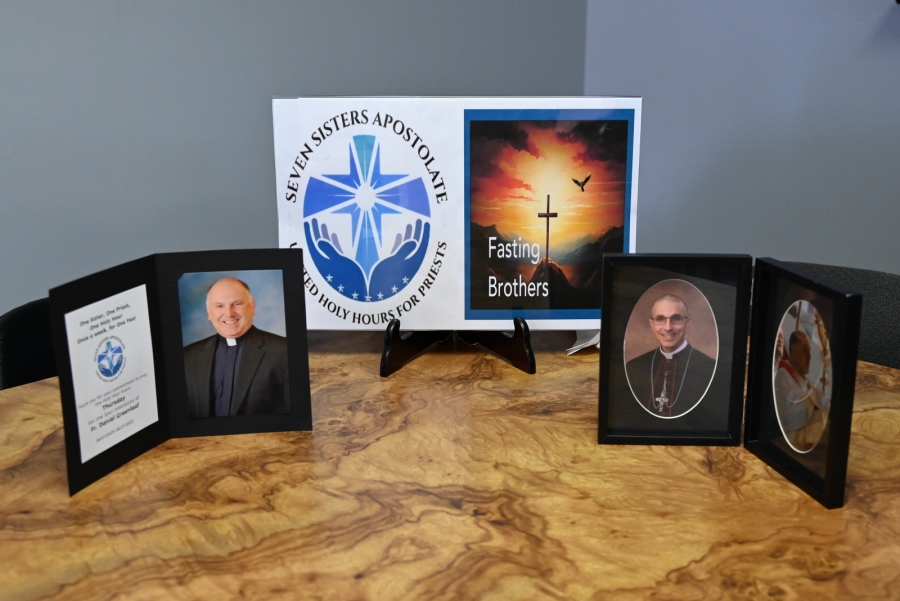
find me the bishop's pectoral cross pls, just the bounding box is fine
[537,194,558,263]
[653,362,676,414]
[653,374,670,413]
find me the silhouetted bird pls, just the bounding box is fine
[572,174,591,192]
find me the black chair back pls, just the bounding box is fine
[787,262,900,370]
[0,298,57,390]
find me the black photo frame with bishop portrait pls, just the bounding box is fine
[599,254,752,445]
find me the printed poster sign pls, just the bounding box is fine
[273,97,640,330]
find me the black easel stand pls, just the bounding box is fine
[380,317,536,377]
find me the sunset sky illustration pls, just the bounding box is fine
[469,120,628,251]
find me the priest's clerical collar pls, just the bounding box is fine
[221,330,251,347]
[660,340,688,360]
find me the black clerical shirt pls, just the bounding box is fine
[210,333,248,417]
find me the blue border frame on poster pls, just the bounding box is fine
[463,108,636,321]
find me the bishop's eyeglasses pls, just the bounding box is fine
[651,314,688,326]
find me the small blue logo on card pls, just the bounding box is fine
[95,336,125,381]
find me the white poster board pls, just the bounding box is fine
[273,97,640,330]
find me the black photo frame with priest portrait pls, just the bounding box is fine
[50,248,311,494]
[599,254,752,445]
[157,249,311,438]
[744,258,861,509]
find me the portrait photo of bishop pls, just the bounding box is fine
[771,299,832,454]
[623,281,719,420]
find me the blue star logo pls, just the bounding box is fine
[97,340,124,378]
[303,134,432,303]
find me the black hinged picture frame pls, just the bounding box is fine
[744,258,862,509]
[599,254,752,445]
[50,248,311,495]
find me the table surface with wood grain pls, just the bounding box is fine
[1,331,899,601]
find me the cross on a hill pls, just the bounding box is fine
[537,194,558,263]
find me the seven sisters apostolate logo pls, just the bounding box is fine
[283,109,450,326]
[303,134,430,304]
[94,336,125,381]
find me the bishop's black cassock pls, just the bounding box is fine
[624,343,717,420]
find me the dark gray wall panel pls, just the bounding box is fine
[585,1,900,275]
[0,0,586,314]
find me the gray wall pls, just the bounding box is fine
[0,0,586,315]
[585,1,900,275]
[7,1,896,317]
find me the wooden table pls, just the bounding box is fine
[2,331,899,600]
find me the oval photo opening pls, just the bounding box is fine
[772,300,832,453]
[622,279,719,420]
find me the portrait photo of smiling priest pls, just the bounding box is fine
[181,273,290,419]
[623,281,718,420]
